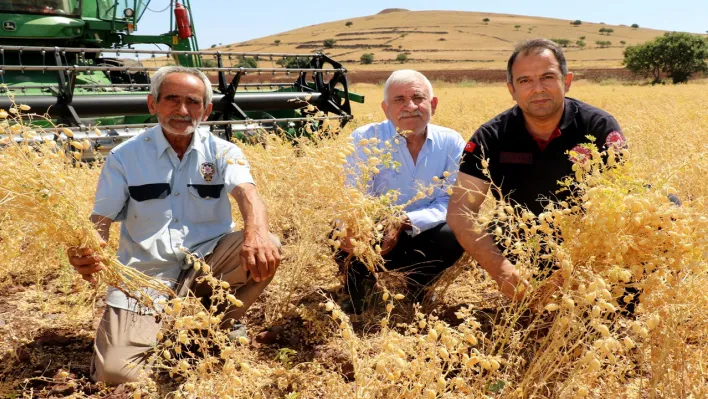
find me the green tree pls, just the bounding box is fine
[631,23,639,29]
[360,53,374,64]
[345,21,353,27]
[579,36,586,40]
[396,53,409,63]
[323,39,336,48]
[596,40,612,48]
[576,40,586,49]
[606,28,614,36]
[202,59,217,67]
[210,44,217,48]
[551,38,572,47]
[483,18,490,24]
[620,40,627,46]
[599,28,608,35]
[274,39,281,46]
[571,20,582,27]
[623,32,708,83]
[276,57,310,68]
[236,56,258,68]
[514,25,521,31]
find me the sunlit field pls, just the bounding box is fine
[1,81,706,398]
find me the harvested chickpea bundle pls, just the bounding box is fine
[0,109,173,310]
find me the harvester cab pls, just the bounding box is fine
[0,0,364,159]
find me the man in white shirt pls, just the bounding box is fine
[67,66,281,384]
[340,70,465,313]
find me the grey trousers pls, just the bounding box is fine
[90,231,281,384]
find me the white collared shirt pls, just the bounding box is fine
[92,125,254,311]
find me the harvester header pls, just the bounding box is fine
[0,0,364,158]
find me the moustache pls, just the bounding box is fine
[169,116,195,122]
[529,95,552,102]
[399,110,423,118]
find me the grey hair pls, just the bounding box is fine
[507,38,568,84]
[383,70,434,103]
[150,66,213,106]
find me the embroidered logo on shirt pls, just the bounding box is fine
[499,152,533,164]
[464,142,476,153]
[605,131,625,149]
[569,145,592,164]
[200,162,216,182]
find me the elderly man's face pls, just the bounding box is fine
[381,80,438,135]
[147,73,213,136]
[507,49,573,121]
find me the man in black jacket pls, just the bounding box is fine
[447,38,626,300]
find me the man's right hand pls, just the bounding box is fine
[67,239,107,284]
[339,230,356,254]
[493,259,528,301]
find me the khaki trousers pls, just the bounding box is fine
[90,231,281,384]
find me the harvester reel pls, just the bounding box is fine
[97,58,150,87]
[0,46,361,160]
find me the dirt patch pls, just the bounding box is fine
[297,37,392,44]
[297,44,392,49]
[336,30,448,37]
[347,68,640,84]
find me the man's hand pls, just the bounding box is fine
[380,224,403,255]
[67,238,107,285]
[493,259,529,301]
[240,229,281,282]
[339,230,356,254]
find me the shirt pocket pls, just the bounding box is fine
[187,183,225,223]
[126,183,172,248]
[372,168,399,196]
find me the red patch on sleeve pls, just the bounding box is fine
[464,142,477,153]
[569,145,592,164]
[605,131,625,149]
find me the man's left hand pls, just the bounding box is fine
[380,224,403,255]
[240,229,281,282]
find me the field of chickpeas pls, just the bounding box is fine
[1,80,707,398]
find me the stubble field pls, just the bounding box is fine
[0,81,707,398]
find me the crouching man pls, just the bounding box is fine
[67,66,281,384]
[448,39,626,300]
[339,70,466,314]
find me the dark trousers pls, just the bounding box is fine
[337,223,464,311]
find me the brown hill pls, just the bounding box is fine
[208,10,669,71]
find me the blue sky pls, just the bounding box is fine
[136,0,707,49]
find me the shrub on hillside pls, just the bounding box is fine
[236,56,258,68]
[276,56,310,68]
[551,38,572,48]
[360,53,374,64]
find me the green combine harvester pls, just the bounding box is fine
[0,0,364,158]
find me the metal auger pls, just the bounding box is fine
[0,45,365,160]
